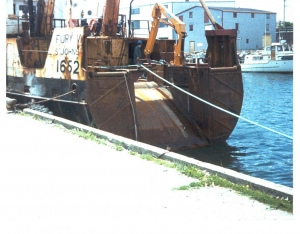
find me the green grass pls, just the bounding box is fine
[139,153,176,168]
[129,151,139,156]
[172,164,292,213]
[18,112,293,214]
[69,129,108,145]
[114,144,124,151]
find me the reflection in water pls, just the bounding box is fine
[178,142,247,173]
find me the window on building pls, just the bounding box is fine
[235,23,239,30]
[131,8,140,14]
[204,12,209,23]
[266,13,270,19]
[133,20,140,29]
[179,15,183,21]
[233,12,237,18]
[189,24,193,31]
[251,13,255,18]
[266,23,269,32]
[246,39,249,44]
[159,18,168,28]
[189,12,193,18]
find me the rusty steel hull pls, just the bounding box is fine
[6,22,244,150]
[86,73,210,149]
[86,72,137,140]
[164,65,243,145]
[7,67,243,150]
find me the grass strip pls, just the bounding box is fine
[173,164,292,213]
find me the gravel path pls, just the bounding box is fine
[0,112,295,234]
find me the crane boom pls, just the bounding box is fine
[35,0,56,36]
[144,3,187,65]
[198,0,223,29]
[102,0,120,36]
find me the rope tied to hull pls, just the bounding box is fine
[140,64,293,140]
[14,89,77,109]
[123,72,138,141]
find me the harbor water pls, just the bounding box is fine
[178,73,293,188]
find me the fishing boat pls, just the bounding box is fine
[240,43,293,73]
[6,0,243,150]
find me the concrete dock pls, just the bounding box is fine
[0,109,296,234]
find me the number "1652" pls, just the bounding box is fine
[57,60,79,74]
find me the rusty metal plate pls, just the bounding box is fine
[166,66,190,87]
[86,71,137,139]
[188,66,243,144]
[161,65,243,145]
[134,86,208,150]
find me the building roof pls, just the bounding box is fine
[176,6,275,15]
[209,6,275,14]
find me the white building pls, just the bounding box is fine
[119,1,236,39]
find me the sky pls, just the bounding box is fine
[119,0,295,22]
[235,0,294,22]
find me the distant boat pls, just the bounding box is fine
[240,43,293,73]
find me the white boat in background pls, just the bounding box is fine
[240,43,293,73]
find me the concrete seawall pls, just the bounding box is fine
[23,108,293,201]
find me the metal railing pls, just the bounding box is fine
[6,16,30,35]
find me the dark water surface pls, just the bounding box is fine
[178,73,293,188]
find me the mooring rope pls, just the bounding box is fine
[90,60,164,70]
[123,72,138,141]
[140,64,293,140]
[15,89,77,108]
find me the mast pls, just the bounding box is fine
[28,0,35,36]
[66,0,73,28]
[128,0,134,37]
[101,0,120,36]
[283,0,286,28]
[35,0,55,36]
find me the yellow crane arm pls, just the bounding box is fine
[144,3,187,65]
[144,5,161,56]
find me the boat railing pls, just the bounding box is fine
[6,15,30,36]
[128,19,157,38]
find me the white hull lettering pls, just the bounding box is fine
[55,48,79,55]
[56,34,75,44]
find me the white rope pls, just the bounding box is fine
[141,64,293,140]
[123,72,138,140]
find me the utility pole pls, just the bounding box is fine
[283,0,286,28]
